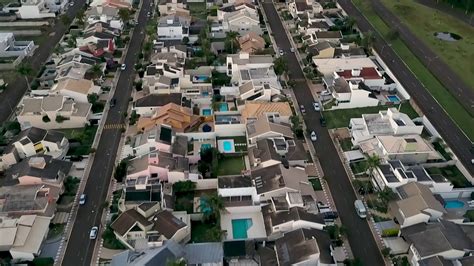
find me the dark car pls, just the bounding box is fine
[110,98,116,107]
[319,117,327,127]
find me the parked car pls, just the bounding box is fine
[110,98,116,107]
[90,226,99,239]
[290,47,295,52]
[69,1,74,6]
[310,131,317,141]
[313,102,320,111]
[279,49,284,56]
[300,105,306,114]
[319,117,327,127]
[120,64,126,70]
[354,200,367,218]
[79,194,86,205]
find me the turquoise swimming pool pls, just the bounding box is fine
[444,200,464,209]
[219,103,228,112]
[202,108,212,116]
[223,140,233,152]
[232,218,252,239]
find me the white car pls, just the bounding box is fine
[79,194,86,205]
[69,1,74,6]
[120,64,126,70]
[90,226,99,239]
[279,49,284,56]
[310,131,317,141]
[290,47,295,52]
[313,102,320,111]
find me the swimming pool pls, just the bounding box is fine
[219,103,229,112]
[386,95,401,103]
[444,200,464,209]
[193,75,209,83]
[201,143,211,150]
[223,141,233,152]
[202,108,212,116]
[232,218,253,239]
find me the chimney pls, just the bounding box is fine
[28,157,46,169]
[351,68,361,77]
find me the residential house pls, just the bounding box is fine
[0,215,51,262]
[49,78,100,103]
[132,93,182,117]
[238,32,265,54]
[17,0,56,19]
[44,0,67,13]
[274,228,336,265]
[90,0,132,9]
[143,63,183,94]
[389,182,445,228]
[349,108,423,147]
[126,151,191,182]
[240,102,293,124]
[110,208,190,250]
[249,138,307,169]
[333,43,367,58]
[56,54,100,81]
[17,96,92,130]
[3,155,72,188]
[246,117,293,146]
[359,135,442,164]
[76,21,118,52]
[217,3,258,21]
[226,53,274,83]
[401,220,474,264]
[0,127,68,169]
[0,33,34,59]
[214,112,247,137]
[86,5,119,21]
[314,31,342,43]
[119,180,163,212]
[324,77,379,109]
[251,164,316,201]
[222,10,261,36]
[37,61,57,89]
[298,20,330,35]
[235,67,282,99]
[157,15,190,41]
[136,103,200,132]
[0,184,61,217]
[180,66,213,98]
[158,0,188,15]
[288,0,323,18]
[308,41,335,59]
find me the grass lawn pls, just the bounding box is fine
[191,221,219,242]
[432,141,453,161]
[339,138,354,152]
[353,0,474,141]
[188,2,207,20]
[465,210,474,222]
[309,178,323,191]
[59,126,98,156]
[380,0,474,90]
[426,166,471,188]
[175,191,194,213]
[323,102,416,129]
[217,156,245,176]
[350,160,368,174]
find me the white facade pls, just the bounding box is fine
[18,0,56,19]
[327,78,379,109]
[0,33,35,58]
[157,16,189,40]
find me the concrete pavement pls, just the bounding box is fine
[60,1,153,265]
[338,0,474,176]
[261,1,386,265]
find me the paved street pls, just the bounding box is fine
[61,1,152,265]
[0,0,87,123]
[261,1,385,265]
[371,0,474,114]
[338,0,474,176]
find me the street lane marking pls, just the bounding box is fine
[103,123,126,130]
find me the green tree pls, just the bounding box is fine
[365,154,381,177]
[166,258,186,266]
[15,63,33,90]
[87,93,99,104]
[199,193,225,222]
[89,64,103,79]
[224,31,240,54]
[382,247,391,257]
[290,115,303,138]
[114,159,128,182]
[361,31,376,50]
[273,57,288,75]
[118,8,131,23]
[173,180,196,193]
[60,14,71,25]
[198,160,210,177]
[182,36,189,45]
[76,9,86,26]
[208,225,224,241]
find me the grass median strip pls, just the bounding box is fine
[353,0,474,141]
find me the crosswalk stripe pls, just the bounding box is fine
[103,123,126,129]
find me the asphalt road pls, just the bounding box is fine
[0,0,87,123]
[261,1,385,265]
[338,0,474,176]
[371,0,474,115]
[61,1,152,265]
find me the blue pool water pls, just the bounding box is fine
[444,200,464,209]
[202,108,212,116]
[223,140,233,152]
[194,75,209,82]
[219,103,229,112]
[201,143,211,150]
[386,95,401,103]
[232,219,253,239]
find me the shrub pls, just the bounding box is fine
[382,228,399,237]
[42,115,51,123]
[55,115,69,123]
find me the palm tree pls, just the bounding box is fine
[199,193,225,223]
[76,9,85,26]
[361,31,376,51]
[118,8,131,23]
[15,63,33,90]
[365,154,381,177]
[89,64,103,79]
[224,31,240,54]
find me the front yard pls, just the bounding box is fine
[59,126,98,156]
[350,160,368,175]
[191,221,221,242]
[426,166,471,188]
[217,156,246,176]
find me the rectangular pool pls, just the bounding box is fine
[223,141,233,152]
[202,108,212,116]
[444,200,464,209]
[219,103,229,112]
[386,95,401,103]
[232,218,252,239]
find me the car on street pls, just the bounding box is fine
[354,200,367,218]
[319,117,327,127]
[290,47,295,52]
[310,131,317,141]
[147,12,152,17]
[120,64,126,70]
[110,98,116,107]
[313,102,320,111]
[69,1,74,6]
[89,226,99,239]
[300,105,305,114]
[79,194,86,205]
[279,49,284,56]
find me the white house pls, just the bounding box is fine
[222,9,261,36]
[0,33,34,58]
[372,160,454,193]
[17,0,56,19]
[17,96,92,130]
[49,78,100,103]
[158,0,188,15]
[325,76,379,109]
[246,118,294,146]
[389,182,445,228]
[0,127,68,169]
[349,108,423,146]
[226,53,274,84]
[132,93,182,117]
[157,15,190,41]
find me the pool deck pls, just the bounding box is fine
[221,211,267,240]
[444,198,474,220]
